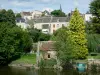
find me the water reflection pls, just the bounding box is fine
[0,66,99,75]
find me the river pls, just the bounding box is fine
[0,66,99,75]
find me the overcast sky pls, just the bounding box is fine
[0,0,91,13]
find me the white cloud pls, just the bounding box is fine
[41,0,52,2]
[38,0,56,3]
[10,0,34,7]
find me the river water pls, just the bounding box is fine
[0,66,99,75]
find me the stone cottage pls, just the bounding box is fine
[39,41,56,60]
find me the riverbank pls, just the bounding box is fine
[9,54,36,68]
[8,53,100,70]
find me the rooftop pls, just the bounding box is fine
[33,17,69,23]
[16,18,26,23]
[21,12,31,16]
[40,41,56,51]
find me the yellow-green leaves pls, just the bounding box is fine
[69,9,88,59]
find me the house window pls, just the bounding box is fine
[53,30,55,33]
[57,24,59,27]
[48,54,50,58]
[42,24,49,29]
[53,24,55,28]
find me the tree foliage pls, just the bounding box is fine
[0,9,32,65]
[51,10,66,17]
[69,9,88,59]
[87,34,100,53]
[53,27,73,66]
[89,0,100,34]
[28,28,51,43]
[90,0,100,20]
[86,0,100,53]
[16,13,21,18]
[0,22,32,65]
[0,9,16,25]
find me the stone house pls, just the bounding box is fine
[39,41,56,60]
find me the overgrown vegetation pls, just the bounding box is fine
[53,27,73,66]
[86,0,100,54]
[39,59,57,68]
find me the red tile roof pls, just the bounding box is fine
[40,41,55,51]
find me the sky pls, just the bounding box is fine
[0,0,91,14]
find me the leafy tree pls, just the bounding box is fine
[53,27,73,68]
[28,28,41,42]
[0,9,7,22]
[86,0,100,53]
[86,22,95,34]
[0,22,32,65]
[7,9,16,25]
[28,28,51,42]
[0,9,16,25]
[89,0,100,33]
[90,0,100,20]
[39,33,51,41]
[51,10,66,17]
[87,34,100,53]
[16,13,21,18]
[69,9,88,59]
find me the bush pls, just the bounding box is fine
[91,64,98,73]
[39,59,46,69]
[90,53,98,56]
[39,59,57,68]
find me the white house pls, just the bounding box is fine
[21,10,42,20]
[84,14,93,22]
[21,12,32,20]
[31,10,42,19]
[16,18,29,29]
[33,17,69,34]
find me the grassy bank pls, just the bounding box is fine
[10,54,36,65]
[88,54,100,59]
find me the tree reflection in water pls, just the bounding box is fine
[0,66,99,75]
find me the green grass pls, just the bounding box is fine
[74,54,100,63]
[88,54,100,59]
[11,54,36,65]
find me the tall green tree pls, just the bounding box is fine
[0,9,7,22]
[90,0,100,20]
[51,10,66,17]
[53,27,73,68]
[7,9,16,25]
[0,9,16,25]
[89,0,100,33]
[0,22,32,65]
[69,9,88,59]
[86,0,100,53]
